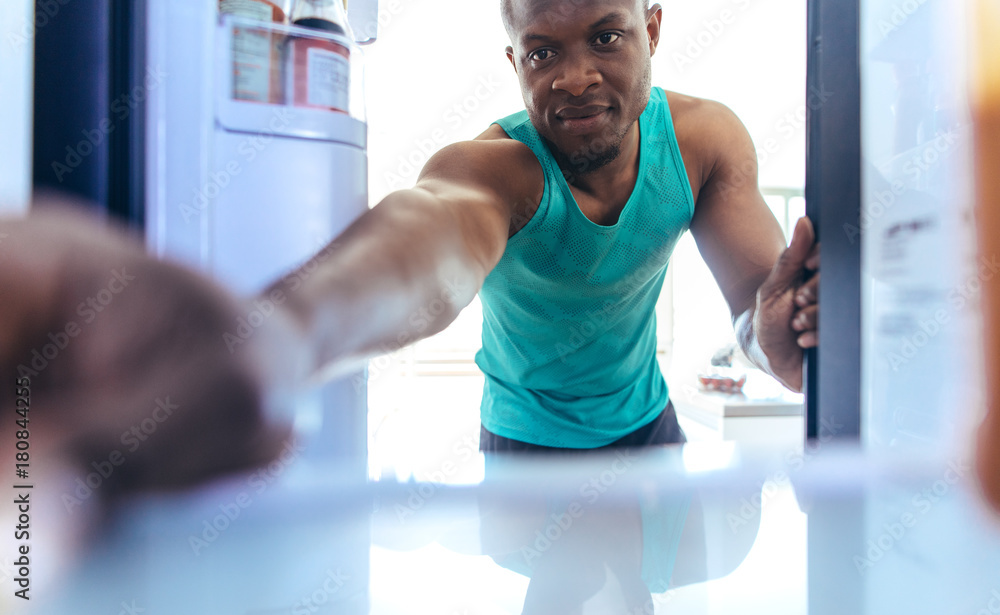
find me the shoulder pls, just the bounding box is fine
[660,89,745,134]
[658,89,757,194]
[661,90,753,156]
[419,126,542,195]
[416,124,545,235]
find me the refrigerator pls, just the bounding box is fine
[17,0,997,612]
[143,0,374,473]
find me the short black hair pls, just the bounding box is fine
[501,0,650,38]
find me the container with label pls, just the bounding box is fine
[288,0,352,113]
[220,0,289,103]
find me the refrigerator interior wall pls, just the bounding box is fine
[0,0,33,214]
[144,0,370,466]
[860,2,981,451]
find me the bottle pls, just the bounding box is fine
[288,0,352,113]
[219,0,289,103]
[972,0,1000,512]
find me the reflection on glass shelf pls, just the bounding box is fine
[29,443,1000,615]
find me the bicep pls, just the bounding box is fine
[688,107,786,319]
[414,140,539,277]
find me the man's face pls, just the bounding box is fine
[505,0,660,175]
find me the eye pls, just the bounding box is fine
[594,32,620,46]
[528,48,556,62]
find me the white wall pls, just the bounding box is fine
[0,0,34,215]
[362,0,807,205]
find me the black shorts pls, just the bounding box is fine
[479,400,687,453]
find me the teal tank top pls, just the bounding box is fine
[475,87,695,448]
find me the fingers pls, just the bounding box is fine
[795,272,819,308]
[791,304,818,348]
[761,217,817,296]
[791,304,817,332]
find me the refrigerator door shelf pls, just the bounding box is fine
[216,14,368,136]
[216,98,367,147]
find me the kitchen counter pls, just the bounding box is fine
[672,377,805,447]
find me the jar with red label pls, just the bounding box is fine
[288,0,352,113]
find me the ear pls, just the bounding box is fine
[506,45,518,74]
[646,4,663,56]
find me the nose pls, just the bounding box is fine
[551,53,601,98]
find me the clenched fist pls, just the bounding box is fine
[0,198,291,499]
[753,216,820,392]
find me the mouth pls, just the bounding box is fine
[555,105,611,134]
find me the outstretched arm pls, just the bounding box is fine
[0,137,533,494]
[688,102,819,392]
[262,138,537,383]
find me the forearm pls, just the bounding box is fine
[266,188,486,380]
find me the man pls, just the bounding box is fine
[263,0,820,452]
[0,0,818,487]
